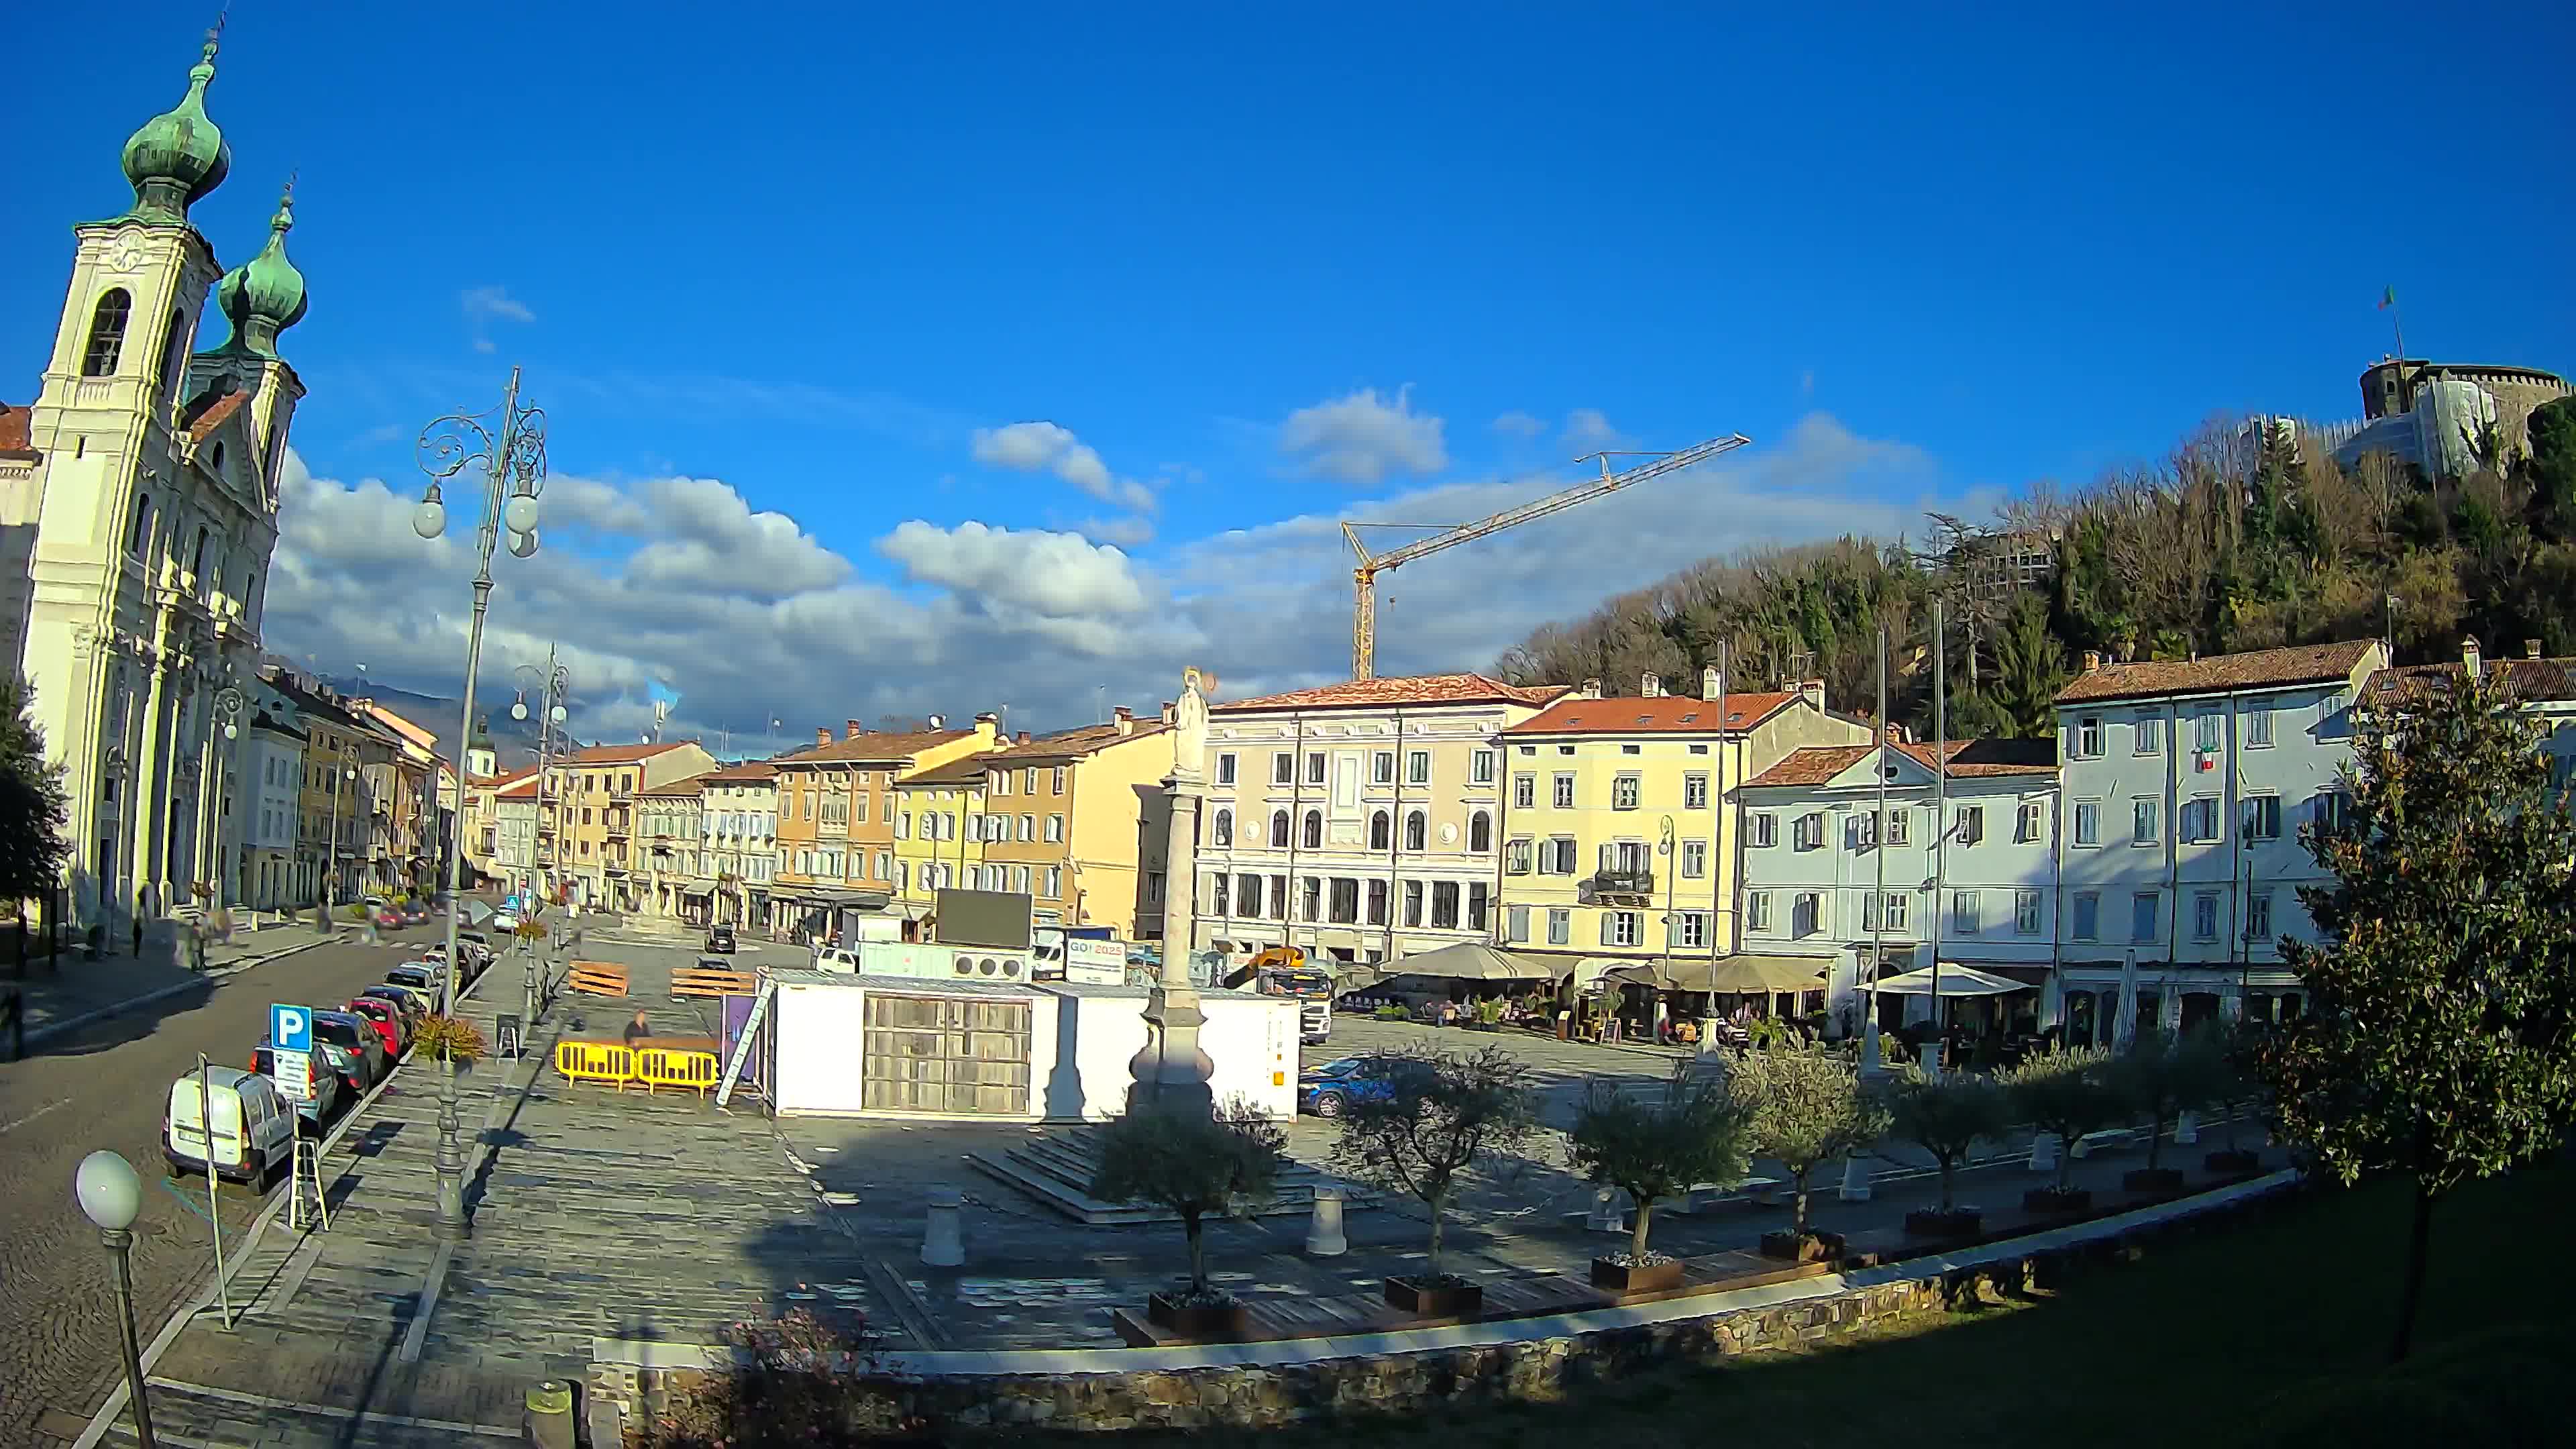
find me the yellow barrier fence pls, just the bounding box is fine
[634,1046,720,1097]
[554,1039,638,1089]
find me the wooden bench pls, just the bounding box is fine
[671,965,755,1000]
[2072,1127,2140,1158]
[566,960,629,997]
[1673,1175,1784,1212]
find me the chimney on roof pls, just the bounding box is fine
[2082,649,2102,673]
[1642,671,1662,698]
[1702,663,1723,700]
[1161,700,1176,725]
[1113,705,1134,735]
[2526,639,2542,660]
[2462,636,2483,680]
[971,712,998,744]
[845,718,863,740]
[1799,679,1825,712]
[815,727,831,747]
[1578,678,1602,700]
[1016,730,1032,744]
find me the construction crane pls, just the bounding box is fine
[1340,433,1752,679]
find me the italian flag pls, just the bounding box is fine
[2379,286,2396,310]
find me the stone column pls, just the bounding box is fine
[127,606,176,922]
[1128,770,1214,1116]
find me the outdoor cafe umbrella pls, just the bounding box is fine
[1381,941,1556,983]
[1866,963,2027,997]
[1603,955,1825,994]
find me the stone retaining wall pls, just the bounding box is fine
[595,1176,2305,1439]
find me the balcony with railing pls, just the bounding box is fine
[1585,867,1656,900]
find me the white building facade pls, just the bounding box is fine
[700,760,779,929]
[2,35,309,926]
[1740,738,2060,1035]
[1189,674,1566,967]
[2052,639,2387,1047]
[241,709,303,908]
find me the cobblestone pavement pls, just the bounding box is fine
[83,935,2280,1445]
[0,922,449,1449]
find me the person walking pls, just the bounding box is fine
[622,1009,654,1047]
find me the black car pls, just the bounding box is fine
[705,924,737,953]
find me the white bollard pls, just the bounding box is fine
[1837,1152,1874,1202]
[1585,1185,1627,1233]
[1918,1041,1941,1078]
[921,1187,965,1267]
[2174,1111,2200,1146]
[2028,1132,2059,1175]
[1305,1186,1348,1256]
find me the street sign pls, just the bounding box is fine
[270,1003,314,1103]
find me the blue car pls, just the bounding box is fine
[1297,1057,1401,1119]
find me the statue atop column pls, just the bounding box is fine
[1132,666,1215,1116]
[1171,666,1210,785]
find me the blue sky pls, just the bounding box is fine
[7,2,2572,741]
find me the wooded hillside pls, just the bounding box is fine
[1491,398,2576,739]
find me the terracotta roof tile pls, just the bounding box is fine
[1212,673,1566,714]
[637,773,709,797]
[700,760,782,784]
[2055,640,2380,705]
[773,728,974,766]
[184,388,250,441]
[2369,657,2576,703]
[1748,737,2057,790]
[983,720,1170,763]
[0,402,34,455]
[900,756,991,787]
[1501,692,1799,736]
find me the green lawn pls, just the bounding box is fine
[985,1157,2570,1448]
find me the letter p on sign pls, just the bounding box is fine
[272,1003,312,1053]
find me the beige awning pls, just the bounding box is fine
[1607,955,1830,994]
[1379,941,1557,983]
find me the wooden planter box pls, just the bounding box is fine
[1590,1255,1687,1294]
[1145,1292,1246,1338]
[2022,1187,2092,1214]
[1758,1229,1845,1263]
[2203,1149,2261,1175]
[1902,1208,1982,1240]
[2123,1167,2186,1193]
[1383,1276,1483,1318]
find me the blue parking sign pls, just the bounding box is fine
[272,1002,312,1053]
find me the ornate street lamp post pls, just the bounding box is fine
[414,367,548,1242]
[511,652,568,1028]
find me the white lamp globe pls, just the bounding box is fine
[549,704,567,724]
[411,498,447,540]
[506,529,538,559]
[76,1150,142,1231]
[502,493,540,535]
[511,698,529,722]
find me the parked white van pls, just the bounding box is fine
[162,1067,295,1186]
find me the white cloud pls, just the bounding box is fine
[1078,515,1157,547]
[877,521,1148,618]
[1279,386,1449,484]
[260,412,1957,747]
[1491,410,1546,439]
[462,286,535,354]
[1561,407,1633,451]
[971,421,1157,511]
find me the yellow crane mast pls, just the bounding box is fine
[1340,433,1751,680]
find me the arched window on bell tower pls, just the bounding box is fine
[82,288,132,376]
[156,307,189,398]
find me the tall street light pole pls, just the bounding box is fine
[76,1150,156,1449]
[512,649,568,1030]
[414,366,549,1243]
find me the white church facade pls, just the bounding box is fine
[0,28,309,925]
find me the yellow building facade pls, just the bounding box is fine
[1494,672,1867,975]
[892,756,987,909]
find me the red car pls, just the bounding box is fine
[344,996,408,1057]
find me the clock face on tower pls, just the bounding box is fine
[105,232,149,274]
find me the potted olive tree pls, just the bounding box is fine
[1331,1046,1540,1318]
[1880,1064,2008,1239]
[1087,1098,1286,1338]
[1729,1044,1886,1262]
[1567,1062,1752,1294]
[2108,1030,2222,1193]
[1999,1046,2123,1214]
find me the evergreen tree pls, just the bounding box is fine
[0,676,70,912]
[2265,665,2576,1362]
